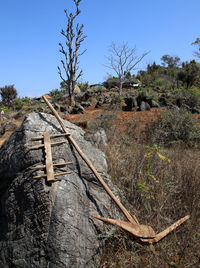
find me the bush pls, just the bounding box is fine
[137,87,159,102]
[0,85,17,107]
[109,93,124,109]
[183,86,200,108]
[77,82,89,92]
[49,88,66,99]
[12,97,32,110]
[103,77,119,89]
[146,108,200,147]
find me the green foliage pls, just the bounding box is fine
[192,37,200,59]
[77,82,89,92]
[182,86,200,108]
[49,88,66,99]
[109,93,124,109]
[178,60,200,88]
[12,97,31,110]
[138,87,159,102]
[146,108,200,147]
[1,106,9,112]
[137,56,200,90]
[161,54,181,68]
[103,77,119,89]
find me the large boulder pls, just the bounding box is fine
[0,112,121,268]
[124,97,137,111]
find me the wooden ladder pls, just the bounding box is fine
[29,132,73,182]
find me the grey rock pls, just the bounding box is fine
[139,101,151,111]
[0,120,18,136]
[136,94,147,106]
[158,96,168,106]
[75,92,92,103]
[81,101,91,107]
[181,104,191,112]
[0,112,121,268]
[71,104,85,114]
[124,97,137,111]
[84,128,108,148]
[191,107,200,114]
[148,99,160,108]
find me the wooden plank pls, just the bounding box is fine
[33,171,72,179]
[28,144,45,150]
[31,162,73,170]
[140,215,190,244]
[44,132,55,182]
[94,216,155,238]
[54,171,73,176]
[31,133,70,140]
[29,141,66,150]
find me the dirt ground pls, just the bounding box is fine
[0,106,160,147]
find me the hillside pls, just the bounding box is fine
[0,92,200,267]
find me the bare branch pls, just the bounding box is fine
[58,0,86,105]
[105,42,150,94]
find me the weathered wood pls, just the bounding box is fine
[31,133,70,140]
[141,215,190,244]
[28,141,66,150]
[28,144,45,150]
[33,171,73,179]
[44,132,55,182]
[31,162,73,170]
[94,216,155,238]
[42,95,138,225]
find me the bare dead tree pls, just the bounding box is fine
[58,0,86,106]
[105,42,150,95]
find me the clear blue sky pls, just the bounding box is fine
[0,0,199,97]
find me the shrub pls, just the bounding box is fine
[103,77,119,89]
[77,82,89,92]
[49,88,66,99]
[182,86,200,108]
[109,93,124,109]
[0,85,17,107]
[137,87,159,103]
[145,108,200,147]
[12,97,31,110]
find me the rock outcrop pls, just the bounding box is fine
[0,112,120,268]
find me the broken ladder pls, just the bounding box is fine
[29,132,73,182]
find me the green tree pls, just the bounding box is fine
[161,54,181,68]
[178,60,200,88]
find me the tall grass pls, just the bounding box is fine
[88,109,200,268]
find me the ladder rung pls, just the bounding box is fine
[31,133,70,141]
[31,162,73,170]
[28,141,66,150]
[33,171,73,179]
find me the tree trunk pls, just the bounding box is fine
[119,81,123,95]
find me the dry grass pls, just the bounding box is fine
[88,110,200,268]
